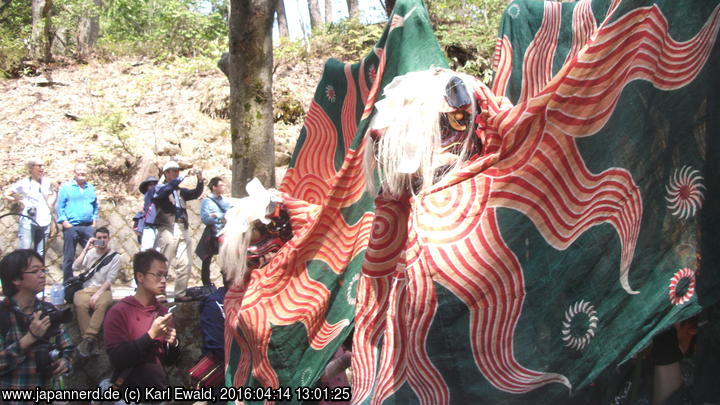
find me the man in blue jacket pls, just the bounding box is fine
[56,163,98,282]
[153,161,203,301]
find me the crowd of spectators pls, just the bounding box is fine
[0,157,232,398]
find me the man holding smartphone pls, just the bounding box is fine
[71,226,121,358]
[103,250,179,391]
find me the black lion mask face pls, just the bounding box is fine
[440,76,481,154]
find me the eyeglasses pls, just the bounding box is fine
[145,272,169,280]
[23,267,49,275]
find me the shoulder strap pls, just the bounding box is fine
[80,251,118,282]
[208,197,227,213]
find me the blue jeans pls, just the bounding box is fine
[18,217,50,257]
[62,225,95,282]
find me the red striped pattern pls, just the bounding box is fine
[362,48,387,120]
[491,36,513,97]
[342,64,359,152]
[546,4,720,138]
[518,1,562,103]
[564,0,597,66]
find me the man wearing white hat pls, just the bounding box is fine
[152,161,204,301]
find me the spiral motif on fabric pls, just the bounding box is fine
[561,300,598,351]
[346,274,360,306]
[293,174,331,206]
[668,268,695,306]
[665,165,705,219]
[363,199,409,278]
[416,176,488,244]
[300,367,314,386]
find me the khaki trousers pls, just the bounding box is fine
[73,286,113,338]
[156,222,193,296]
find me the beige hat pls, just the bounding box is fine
[162,161,180,172]
[27,157,44,170]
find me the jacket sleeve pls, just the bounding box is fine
[180,179,204,201]
[103,309,157,371]
[153,178,184,201]
[91,186,99,220]
[0,315,28,376]
[200,199,219,226]
[56,184,69,223]
[200,297,225,360]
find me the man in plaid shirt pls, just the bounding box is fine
[0,249,73,394]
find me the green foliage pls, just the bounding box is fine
[79,104,136,159]
[0,0,227,76]
[427,0,507,83]
[0,0,32,78]
[314,19,385,62]
[99,0,227,59]
[274,18,385,65]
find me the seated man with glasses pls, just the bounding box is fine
[103,249,180,391]
[0,249,73,392]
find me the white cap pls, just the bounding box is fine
[162,161,180,172]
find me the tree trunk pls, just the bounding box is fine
[31,0,53,62]
[277,0,289,38]
[324,0,332,24]
[307,0,322,29]
[346,0,359,19]
[228,0,277,197]
[77,0,102,60]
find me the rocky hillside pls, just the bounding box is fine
[0,55,327,285]
[0,55,325,200]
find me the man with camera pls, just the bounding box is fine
[3,158,57,257]
[0,249,73,392]
[71,226,121,358]
[152,161,203,301]
[103,249,180,390]
[56,163,99,282]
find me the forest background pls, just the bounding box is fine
[0,0,509,198]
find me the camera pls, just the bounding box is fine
[93,239,105,247]
[33,344,61,378]
[26,207,37,219]
[41,305,73,338]
[31,304,72,377]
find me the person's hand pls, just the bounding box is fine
[209,213,218,218]
[89,292,100,310]
[85,238,96,250]
[195,170,203,181]
[51,358,69,376]
[148,313,173,340]
[165,326,177,346]
[28,311,51,340]
[62,221,72,229]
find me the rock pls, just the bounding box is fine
[156,141,181,156]
[275,151,291,166]
[127,153,160,194]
